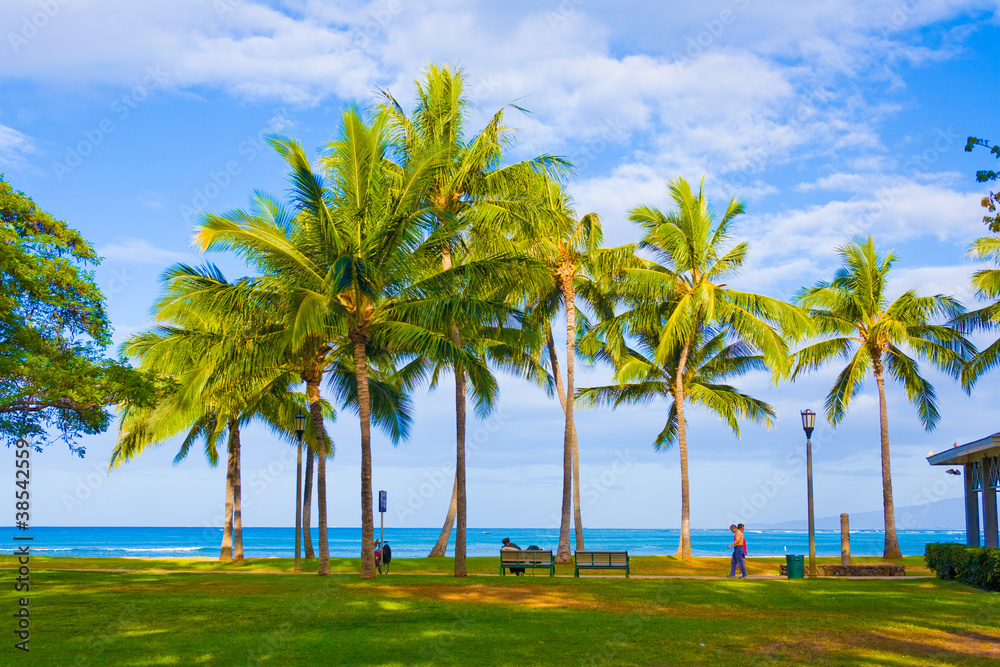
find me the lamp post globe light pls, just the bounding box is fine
[801,409,817,578]
[294,413,306,574]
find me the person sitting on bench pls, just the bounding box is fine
[501,537,525,576]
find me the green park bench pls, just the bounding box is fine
[500,549,555,576]
[574,550,630,577]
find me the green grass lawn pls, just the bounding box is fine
[1,557,997,665]
[0,553,931,576]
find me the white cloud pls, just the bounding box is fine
[887,264,982,304]
[97,238,198,265]
[0,123,35,168]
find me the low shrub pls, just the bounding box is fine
[925,542,1000,591]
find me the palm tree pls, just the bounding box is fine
[113,264,305,562]
[578,325,776,467]
[519,176,637,562]
[323,108,538,577]
[196,133,422,578]
[954,235,1000,388]
[791,237,971,558]
[202,109,529,578]
[588,176,807,560]
[377,64,566,572]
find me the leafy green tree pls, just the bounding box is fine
[519,175,637,562]
[588,176,806,560]
[791,237,971,559]
[377,64,565,572]
[956,236,1000,387]
[965,137,1000,232]
[0,175,156,452]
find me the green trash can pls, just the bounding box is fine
[786,554,805,579]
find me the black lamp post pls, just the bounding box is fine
[294,413,306,574]
[801,409,817,578]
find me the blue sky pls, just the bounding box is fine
[2,0,998,532]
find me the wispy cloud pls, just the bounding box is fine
[0,123,36,168]
[97,238,198,266]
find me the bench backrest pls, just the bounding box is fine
[575,551,628,566]
[500,549,553,565]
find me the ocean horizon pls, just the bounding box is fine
[5,526,966,559]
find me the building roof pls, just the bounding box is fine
[927,432,1000,466]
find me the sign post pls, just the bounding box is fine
[378,490,387,552]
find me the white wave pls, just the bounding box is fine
[119,547,209,552]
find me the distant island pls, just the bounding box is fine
[757,498,964,531]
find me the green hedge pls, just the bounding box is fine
[925,542,1000,591]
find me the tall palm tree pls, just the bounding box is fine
[791,237,971,558]
[196,133,422,578]
[954,235,1000,388]
[589,176,807,560]
[519,176,637,562]
[377,64,566,572]
[113,264,306,562]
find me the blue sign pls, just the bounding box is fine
[378,490,387,513]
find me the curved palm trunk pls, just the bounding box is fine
[230,420,244,562]
[873,363,902,559]
[352,334,377,580]
[427,477,457,557]
[442,245,468,577]
[674,341,692,561]
[302,446,315,559]
[220,427,236,561]
[305,374,331,575]
[547,328,584,552]
[556,279,576,564]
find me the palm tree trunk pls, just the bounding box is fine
[427,476,457,557]
[305,372,331,575]
[547,328,584,552]
[351,332,377,580]
[302,446,315,559]
[220,427,235,561]
[443,245,468,578]
[556,278,576,564]
[674,340,692,561]
[230,419,244,562]
[874,363,902,559]
[454,336,468,578]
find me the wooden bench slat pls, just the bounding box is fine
[573,550,630,578]
[499,549,555,577]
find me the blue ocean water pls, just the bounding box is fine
[4,526,966,559]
